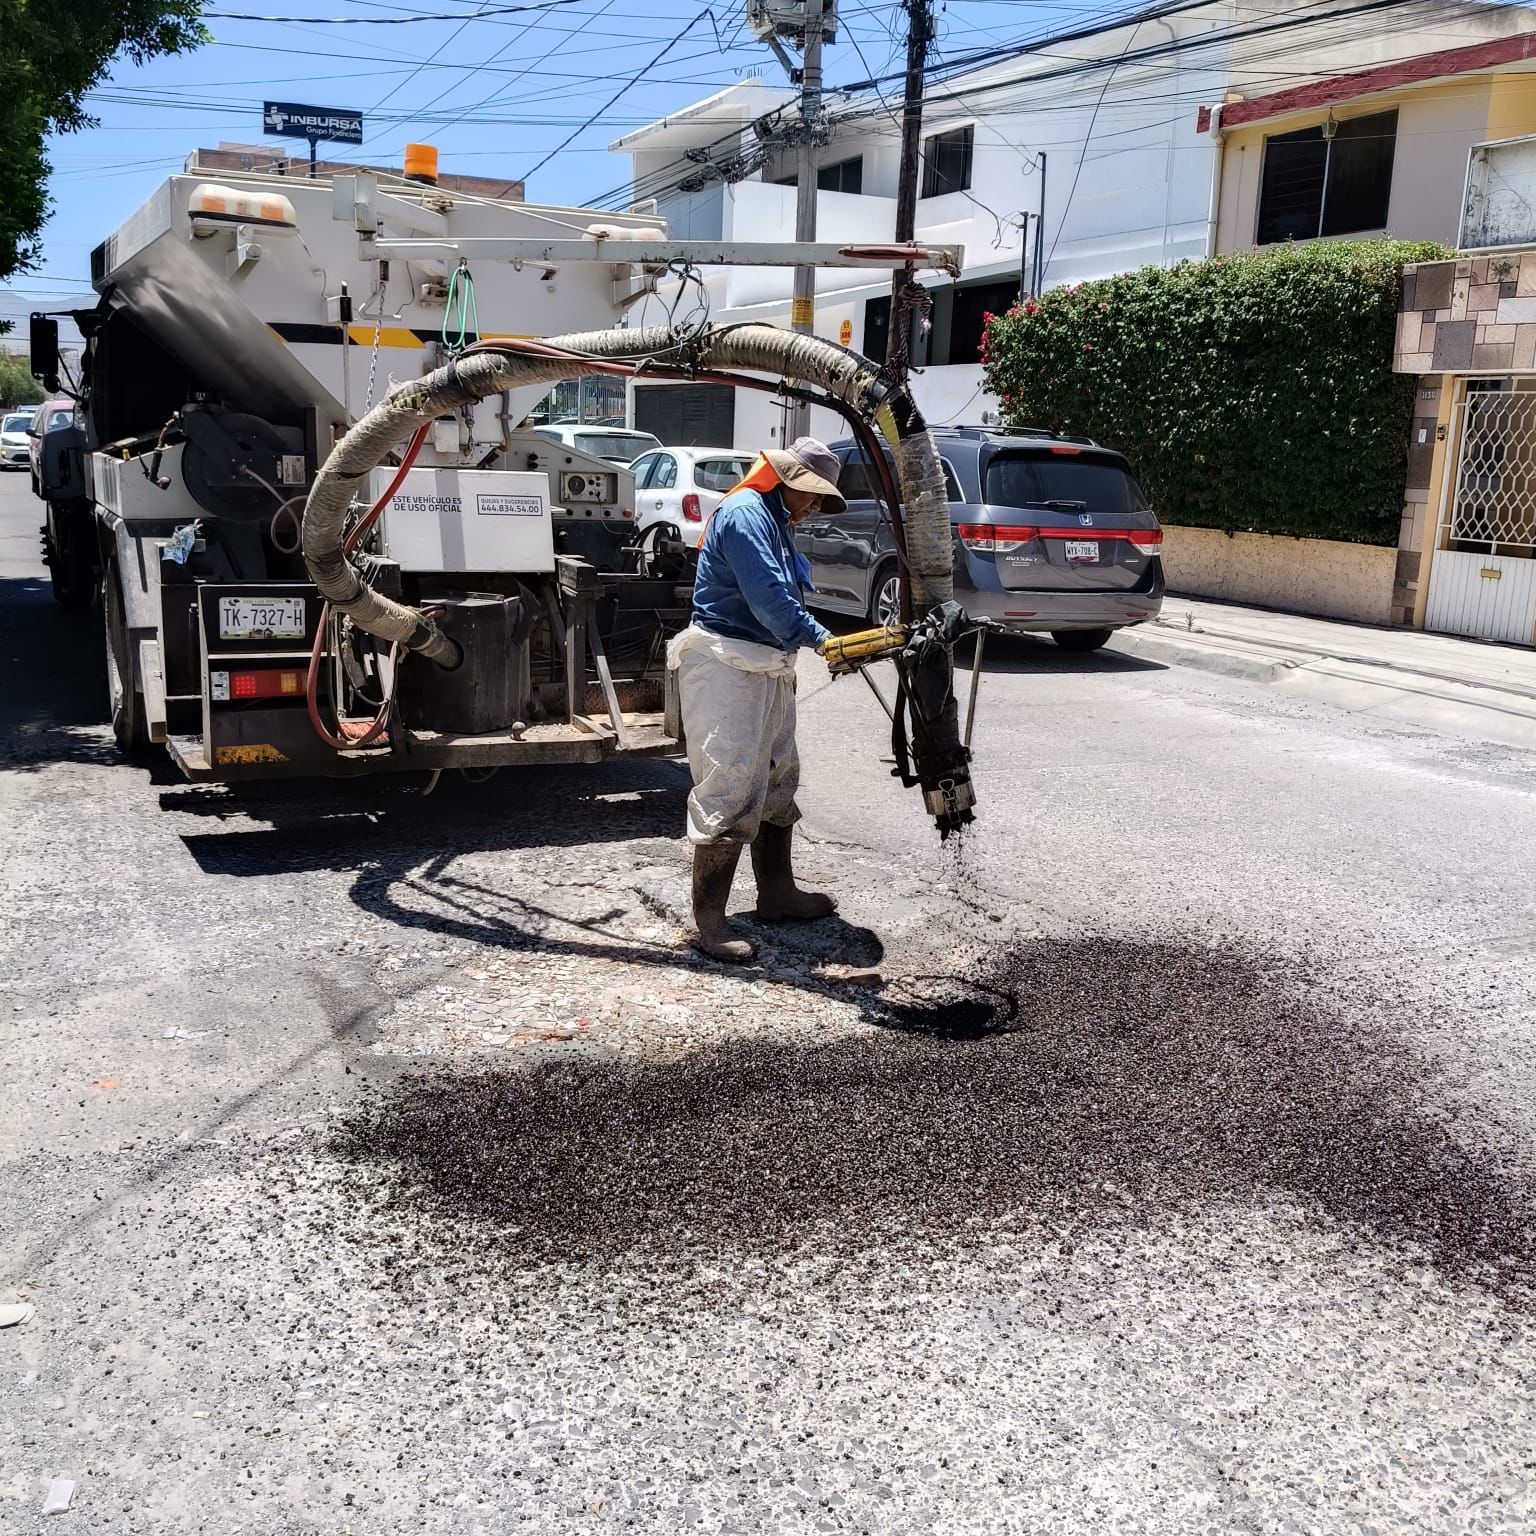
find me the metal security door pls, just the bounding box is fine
[632,384,736,447]
[1425,378,1536,646]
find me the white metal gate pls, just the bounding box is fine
[1425,378,1536,646]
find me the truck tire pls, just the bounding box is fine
[103,557,150,756]
[45,502,96,609]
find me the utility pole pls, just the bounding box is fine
[887,0,935,379]
[787,0,828,443]
[1034,150,1047,300]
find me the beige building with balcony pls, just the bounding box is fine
[1196,22,1536,631]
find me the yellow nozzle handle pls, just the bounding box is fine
[821,623,910,669]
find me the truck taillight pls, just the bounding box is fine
[212,668,304,702]
[682,494,702,522]
[1128,529,1163,557]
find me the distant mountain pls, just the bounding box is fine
[0,291,90,350]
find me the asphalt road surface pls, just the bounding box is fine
[3,468,1535,1535]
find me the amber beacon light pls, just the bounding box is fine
[404,144,439,185]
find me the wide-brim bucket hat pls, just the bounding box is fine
[763,437,847,514]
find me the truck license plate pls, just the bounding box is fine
[1064,540,1100,563]
[218,596,306,640]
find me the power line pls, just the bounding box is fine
[368,7,482,113]
[518,8,711,185]
[1043,15,1142,271]
[415,0,620,141]
[207,0,590,22]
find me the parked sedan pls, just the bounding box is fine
[629,446,753,550]
[1,411,34,468]
[795,427,1164,650]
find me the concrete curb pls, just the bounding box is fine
[1109,626,1293,685]
[1109,619,1536,751]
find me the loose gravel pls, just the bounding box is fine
[329,938,1535,1301]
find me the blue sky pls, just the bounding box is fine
[7,0,1097,303]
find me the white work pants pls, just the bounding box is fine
[671,626,801,846]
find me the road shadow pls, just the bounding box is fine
[167,760,692,875]
[958,629,1166,676]
[169,762,899,1018]
[335,936,1536,1304]
[0,574,118,773]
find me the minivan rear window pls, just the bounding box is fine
[839,451,961,503]
[985,452,1148,515]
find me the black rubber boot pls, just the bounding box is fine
[691,843,756,962]
[751,821,837,922]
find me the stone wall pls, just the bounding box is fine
[1394,251,1536,373]
[1162,525,1400,625]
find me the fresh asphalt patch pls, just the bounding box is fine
[323,937,1535,1304]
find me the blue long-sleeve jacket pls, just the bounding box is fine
[691,485,831,653]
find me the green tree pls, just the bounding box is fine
[0,353,46,408]
[0,2,207,280]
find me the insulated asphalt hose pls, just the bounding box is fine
[300,324,954,665]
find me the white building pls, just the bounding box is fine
[610,0,1536,450]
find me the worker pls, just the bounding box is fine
[667,436,847,962]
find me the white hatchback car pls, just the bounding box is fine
[1,410,36,469]
[628,447,754,550]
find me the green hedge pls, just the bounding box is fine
[979,240,1448,546]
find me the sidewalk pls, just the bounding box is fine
[1110,596,1536,751]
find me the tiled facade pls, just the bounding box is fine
[1393,252,1536,375]
[1391,246,1536,634]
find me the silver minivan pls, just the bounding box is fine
[797,427,1164,652]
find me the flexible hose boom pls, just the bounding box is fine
[299,324,975,832]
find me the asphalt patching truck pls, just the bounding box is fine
[32,148,977,829]
[32,151,703,779]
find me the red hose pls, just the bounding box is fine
[306,423,431,749]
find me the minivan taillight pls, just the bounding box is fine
[1128,529,1163,557]
[681,494,703,522]
[960,522,1038,554]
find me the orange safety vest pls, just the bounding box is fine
[702,452,782,536]
[730,453,783,497]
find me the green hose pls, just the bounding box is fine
[442,263,480,355]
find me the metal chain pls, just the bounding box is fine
[364,273,388,415]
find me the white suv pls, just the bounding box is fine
[533,424,661,464]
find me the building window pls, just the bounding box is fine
[921,125,974,198]
[1255,109,1397,245]
[949,278,1019,365]
[817,155,863,195]
[863,294,890,361]
[773,156,864,195]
